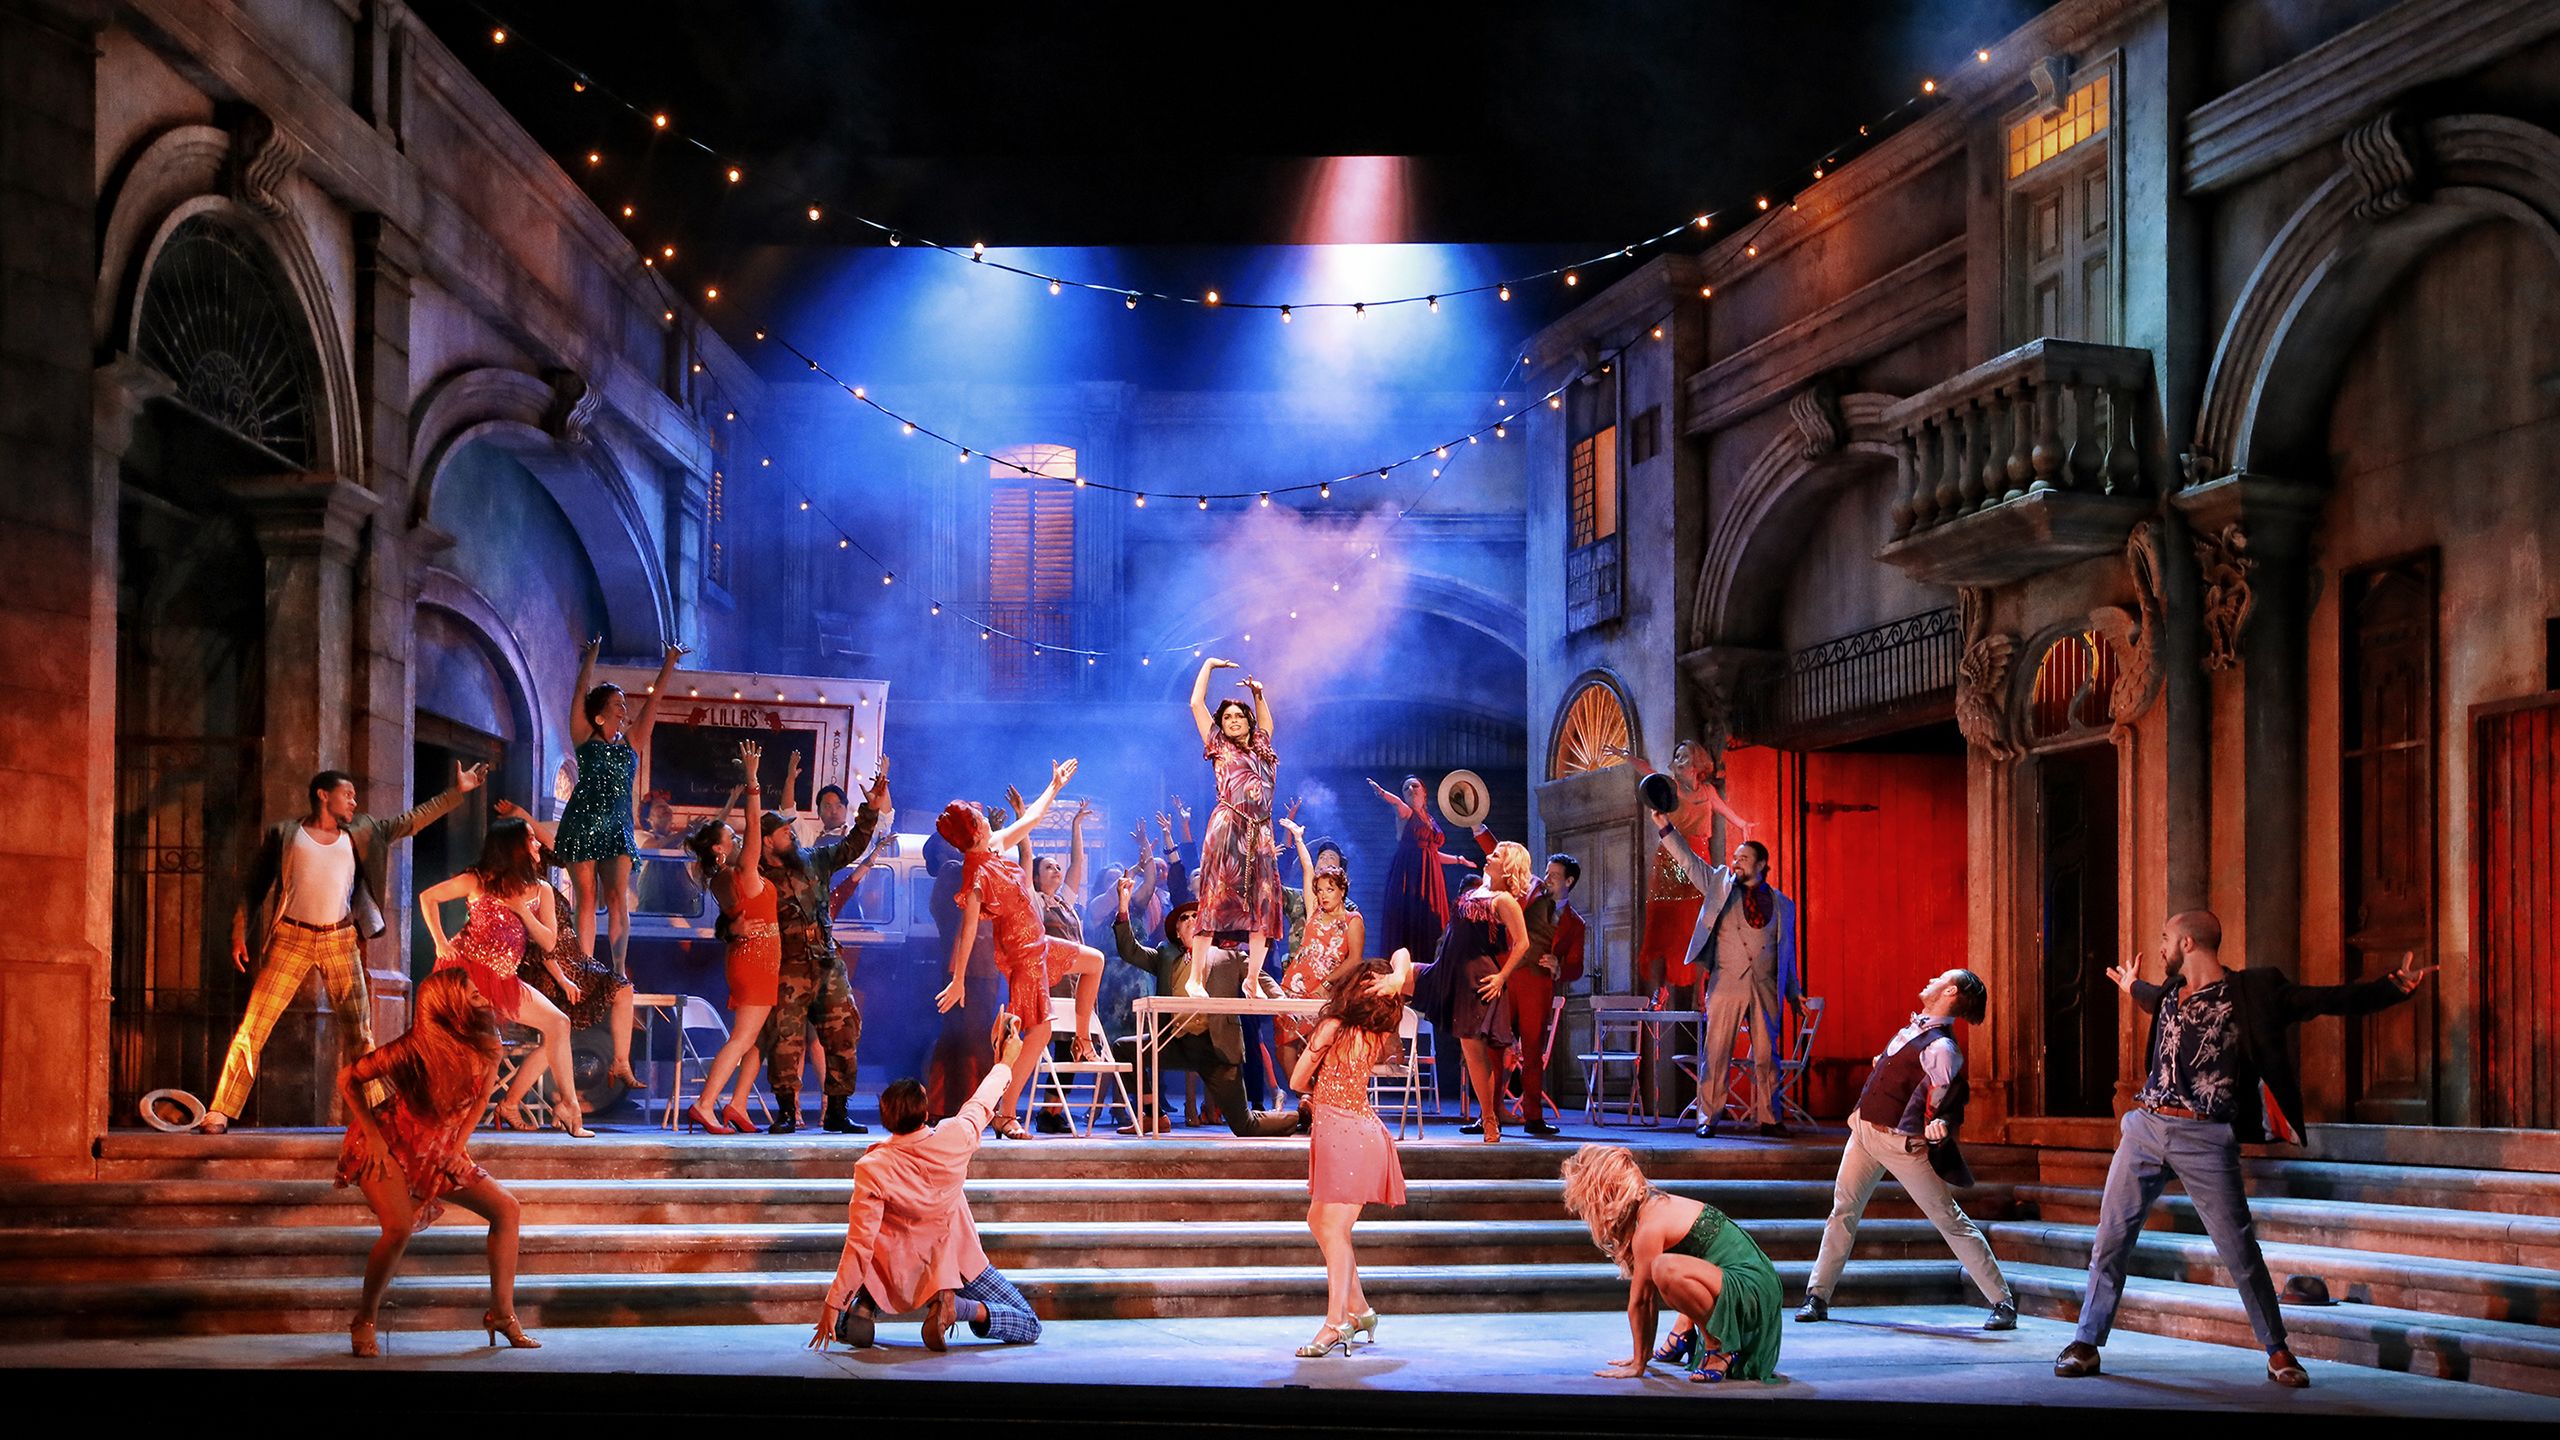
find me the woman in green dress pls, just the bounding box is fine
[1561,1142,1783,1383]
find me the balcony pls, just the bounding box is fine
[1875,339,2155,587]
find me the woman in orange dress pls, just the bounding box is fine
[337,967,532,1356]
[1288,952,1409,1358]
[686,740,777,1134]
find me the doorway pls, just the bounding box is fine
[411,715,503,981]
[2340,553,2438,1123]
[2037,741,2119,1116]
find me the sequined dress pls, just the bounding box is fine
[436,891,528,1022]
[1308,1026,1405,1207]
[553,736,637,863]
[965,850,1078,1031]
[1194,732,1283,937]
[1277,909,1352,1046]
[720,874,782,1009]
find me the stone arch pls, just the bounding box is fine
[1546,668,1642,782]
[408,366,674,654]
[2194,113,2560,480]
[97,123,363,480]
[417,570,549,801]
[1688,392,1903,647]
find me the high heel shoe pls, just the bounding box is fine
[1347,1308,1380,1344]
[349,1318,382,1357]
[1652,1325,1698,1366]
[720,1104,754,1134]
[1294,1321,1350,1358]
[495,1103,536,1132]
[688,1103,734,1135]
[483,1310,541,1349]
[558,1111,597,1139]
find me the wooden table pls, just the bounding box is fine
[1130,994,1324,1136]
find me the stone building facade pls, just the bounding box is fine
[0,0,738,1172]
[1525,0,2560,1138]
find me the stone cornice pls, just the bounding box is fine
[1683,238,1966,436]
[1523,255,1703,361]
[2183,0,2560,194]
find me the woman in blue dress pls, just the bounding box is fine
[555,637,686,977]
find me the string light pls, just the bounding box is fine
[1427,295,1439,312]
[1922,77,1937,93]
[1279,306,1292,323]
[492,26,507,43]
[726,166,741,184]
[651,112,668,129]
[1563,273,1579,287]
[1259,493,1270,507]
[586,151,601,166]
[1135,493,1147,508]
[1206,290,1221,305]
[1195,496,1209,510]
[1049,279,1062,296]
[1124,292,1139,310]
[621,204,635,218]
[808,204,822,222]
[1497,285,1511,302]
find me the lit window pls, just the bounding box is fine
[2007,74,2110,180]
[1551,680,1634,780]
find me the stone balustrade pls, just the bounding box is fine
[1886,338,2153,539]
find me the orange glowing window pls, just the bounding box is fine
[2027,630,2119,742]
[2007,74,2110,179]
[1551,680,1633,780]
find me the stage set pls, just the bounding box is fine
[8,0,2560,1430]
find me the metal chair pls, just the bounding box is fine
[1019,994,1138,1136]
[1721,996,1824,1129]
[482,1030,556,1129]
[1576,995,1653,1126]
[1368,1006,1428,1139]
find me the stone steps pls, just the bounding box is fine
[2003,1261,2560,1399]
[2016,1184,2560,1270]
[0,1258,1971,1341]
[0,1215,1982,1283]
[2026,1154,2560,1219]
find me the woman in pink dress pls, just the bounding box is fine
[336,967,529,1356]
[1276,858,1363,1096]
[1288,952,1408,1358]
[1188,656,1283,980]
[416,819,588,1136]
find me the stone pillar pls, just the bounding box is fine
[0,0,110,1177]
[352,215,421,1038]
[2172,473,2322,969]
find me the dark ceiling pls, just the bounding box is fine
[414,0,2059,266]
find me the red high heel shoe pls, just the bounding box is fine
[688,1103,734,1135]
[720,1104,755,1134]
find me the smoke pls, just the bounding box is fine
[1161,504,1414,697]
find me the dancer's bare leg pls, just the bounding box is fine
[444,1178,525,1323]
[1068,944,1104,1046]
[600,855,634,978]
[727,1044,764,1116]
[694,1003,770,1126]
[1650,1254,1728,1370]
[1307,1200,1362,1346]
[500,989,583,1132]
[606,985,639,1084]
[1460,1037,1503,1141]
[352,1165,417,1326]
[999,1015,1052,1121]
[569,860,599,965]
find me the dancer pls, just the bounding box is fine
[1108,877,1304,1137]
[2055,913,2434,1387]
[1189,658,1284,982]
[1607,741,1750,1003]
[932,760,1106,1138]
[814,1016,1042,1352]
[208,761,487,1132]
[417,818,591,1137]
[1656,815,1800,1138]
[1366,775,1471,967]
[1462,825,1582,1138]
[1409,842,1532,1143]
[1288,951,1408,1357]
[685,741,775,1134]
[1798,968,2014,1329]
[1274,817,1362,1095]
[555,637,686,978]
[760,752,888,1134]
[337,968,528,1357]
[1564,1142,1783,1384]
[493,799,641,1094]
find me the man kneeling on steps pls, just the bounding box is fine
[811,1016,1042,1352]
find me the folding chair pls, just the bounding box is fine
[1367,1007,1428,1139]
[1019,994,1138,1136]
[661,994,772,1131]
[1457,993,1569,1125]
[1723,996,1824,1129]
[1411,1018,1442,1115]
[482,1030,555,1129]
[1577,995,1652,1126]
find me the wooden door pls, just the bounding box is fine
[2475,692,2559,1128]
[2341,555,2438,1122]
[2037,742,2119,1116]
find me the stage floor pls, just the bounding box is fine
[7,1307,2555,1425]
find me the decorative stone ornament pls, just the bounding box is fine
[2090,521,2166,735]
[1786,379,1845,463]
[227,109,300,220]
[2193,521,2258,673]
[1955,587,2020,761]
[2343,109,2424,222]
[543,368,600,445]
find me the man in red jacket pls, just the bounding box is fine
[1468,824,1582,1138]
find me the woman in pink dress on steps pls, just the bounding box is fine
[1288,951,1409,1358]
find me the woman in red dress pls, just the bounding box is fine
[1368,774,1473,967]
[337,967,530,1356]
[1275,854,1363,1096]
[416,819,589,1136]
[1288,952,1409,1357]
[933,758,1105,1138]
[684,740,776,1134]
[1189,656,1283,979]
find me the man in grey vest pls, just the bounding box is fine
[1656,822,1798,1138]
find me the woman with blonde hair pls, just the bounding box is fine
[1560,1142,1783,1383]
[1409,841,1532,1142]
[337,967,530,1356]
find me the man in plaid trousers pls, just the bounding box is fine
[204,761,487,1132]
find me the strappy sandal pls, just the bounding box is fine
[1652,1326,1699,1367]
[1687,1347,1735,1384]
[993,1117,1032,1141]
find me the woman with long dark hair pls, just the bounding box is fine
[553,637,685,980]
[686,740,775,1134]
[1287,951,1408,1358]
[1189,657,1284,982]
[418,818,588,1136]
[493,799,641,1097]
[1562,1142,1784,1384]
[1367,774,1469,967]
[1274,826,1363,1100]
[1409,841,1532,1144]
[338,967,529,1356]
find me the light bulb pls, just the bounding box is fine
[662,309,673,322]
[798,500,808,510]
[1427,295,1440,312]
[1135,493,1147,508]
[1976,48,1990,62]
[1088,656,1096,666]
[1331,582,1340,592]
[760,457,771,467]
[901,423,914,436]
[1495,424,1508,438]
[1701,285,1713,299]
[1498,285,1511,302]
[838,538,848,549]
[704,286,718,301]
[652,113,669,129]
[931,603,941,615]
[1467,434,1479,444]
[572,79,586,93]
[1652,325,1664,340]
[1259,493,1270,507]
[622,204,636,218]
[1757,197,1770,211]
[1695,214,1710,229]
[972,241,986,257]
[1378,468,1390,480]
[880,573,892,585]
[808,204,822,222]
[1431,467,1442,478]
[1196,496,1208,510]
[1074,476,1087,487]
[981,630,991,641]
[1280,306,1292,323]
[1746,245,1758,258]
[1436,447,1449,459]
[492,27,507,43]
[1124,292,1138,309]
[754,329,766,340]
[726,167,741,184]
[1549,396,1562,409]
[725,409,737,420]
[641,256,653,267]
[958,449,971,462]
[1922,77,1937,93]
[1564,273,1579,287]
[1318,483,1331,499]
[852,386,865,398]
[887,231,900,246]
[1141,656,1150,665]
[1048,279,1062,295]
[1206,289,1221,305]
[1354,302,1367,316]
[587,152,602,167]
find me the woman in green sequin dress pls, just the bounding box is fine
[555,638,686,979]
[1562,1142,1783,1383]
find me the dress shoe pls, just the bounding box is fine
[2053,1341,2102,1377]
[1523,1119,1561,1138]
[2267,1348,2309,1387]
[1985,1300,2018,1331]
[822,1097,868,1134]
[1794,1294,1829,1323]
[1756,1122,1789,1138]
[1033,1107,1072,1135]
[767,1112,799,1135]
[834,1305,877,1347]
[921,1290,956,1352]
[1457,1119,1483,1136]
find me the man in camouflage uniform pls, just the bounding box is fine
[759,764,889,1133]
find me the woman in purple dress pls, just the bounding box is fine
[1188,656,1283,979]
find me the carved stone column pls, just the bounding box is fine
[353,215,423,1042]
[2172,472,2323,967]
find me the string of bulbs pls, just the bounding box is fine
[459,0,2006,317]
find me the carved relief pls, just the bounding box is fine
[228,110,301,220]
[2090,521,2165,734]
[2342,109,2424,222]
[1785,379,1845,463]
[1955,587,2020,761]
[2193,521,2258,672]
[543,369,600,445]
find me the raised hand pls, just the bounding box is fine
[1285,795,1303,823]
[455,760,491,793]
[1205,657,1239,671]
[2390,952,2440,992]
[494,798,527,820]
[1116,872,1137,910]
[2103,955,2140,995]
[1279,815,1305,840]
[1071,798,1094,825]
[738,739,763,774]
[783,748,803,782]
[864,763,891,808]
[663,642,692,665]
[996,1012,1026,1069]
[582,634,603,657]
[1242,675,1265,698]
[1050,757,1079,790]
[1172,795,1191,822]
[1005,784,1028,817]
